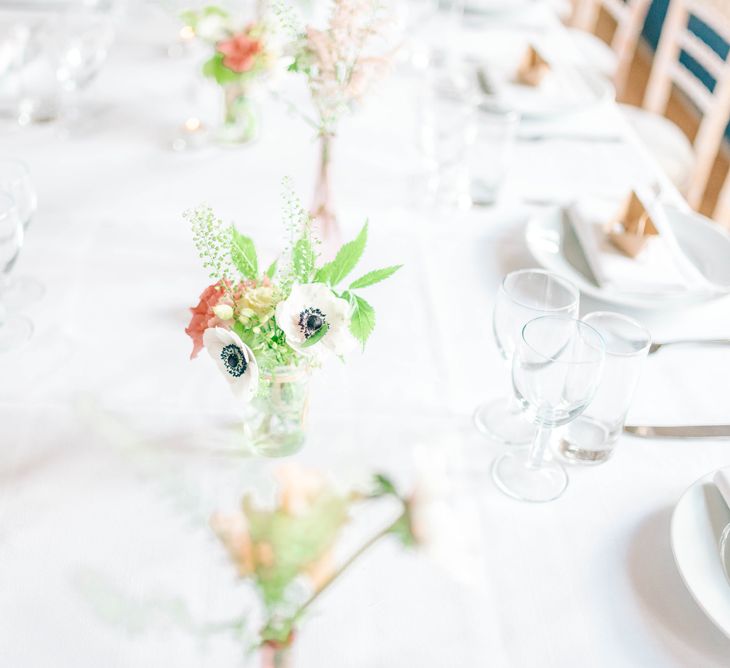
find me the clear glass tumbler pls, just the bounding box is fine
[0,192,32,351]
[474,269,580,445]
[469,106,519,206]
[418,75,477,210]
[0,158,42,306]
[492,316,605,503]
[558,311,651,465]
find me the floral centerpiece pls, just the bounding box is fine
[211,467,421,667]
[182,6,279,145]
[184,182,401,456]
[276,0,393,237]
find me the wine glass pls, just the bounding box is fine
[0,192,32,351]
[492,316,606,503]
[0,158,42,306]
[474,269,580,445]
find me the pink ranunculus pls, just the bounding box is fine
[185,282,229,360]
[217,30,262,73]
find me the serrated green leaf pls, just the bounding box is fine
[230,228,258,279]
[371,473,398,497]
[292,237,316,282]
[349,294,375,346]
[202,53,241,86]
[315,222,368,286]
[349,264,402,290]
[265,258,278,279]
[299,321,329,348]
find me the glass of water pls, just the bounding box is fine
[558,311,651,465]
[0,158,42,305]
[0,192,32,351]
[418,73,477,210]
[469,106,519,206]
[474,269,580,445]
[493,316,605,503]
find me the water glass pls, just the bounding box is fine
[418,75,477,209]
[0,159,42,306]
[474,269,580,445]
[492,316,605,503]
[0,192,32,351]
[558,312,651,464]
[469,106,519,206]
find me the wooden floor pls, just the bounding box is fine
[596,15,730,223]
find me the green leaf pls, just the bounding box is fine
[265,258,278,279]
[349,294,375,346]
[371,473,398,497]
[349,264,402,290]
[292,237,316,283]
[315,222,368,286]
[230,228,258,279]
[299,322,329,348]
[202,53,241,86]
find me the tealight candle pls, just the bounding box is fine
[171,117,207,151]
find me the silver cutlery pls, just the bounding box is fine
[624,425,730,438]
[517,133,624,143]
[648,338,730,355]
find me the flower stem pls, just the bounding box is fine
[295,512,403,617]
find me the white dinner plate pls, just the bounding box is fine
[525,204,730,310]
[671,468,730,640]
[464,0,534,16]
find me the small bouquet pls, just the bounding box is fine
[211,467,420,665]
[184,182,401,455]
[275,0,394,234]
[183,6,279,144]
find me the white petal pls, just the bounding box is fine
[203,327,259,401]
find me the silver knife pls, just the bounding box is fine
[624,425,730,438]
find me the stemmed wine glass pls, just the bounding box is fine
[0,192,32,351]
[474,269,580,445]
[492,316,606,503]
[0,158,42,306]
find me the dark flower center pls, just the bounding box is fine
[298,307,326,339]
[221,343,247,377]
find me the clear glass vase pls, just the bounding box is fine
[244,365,310,457]
[260,642,292,668]
[214,82,259,146]
[310,133,337,240]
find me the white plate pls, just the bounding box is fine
[464,0,534,16]
[525,205,730,310]
[671,468,730,640]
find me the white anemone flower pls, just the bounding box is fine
[195,14,229,43]
[203,327,259,401]
[275,283,355,356]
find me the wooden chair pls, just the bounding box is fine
[715,169,730,227]
[569,0,651,98]
[624,0,730,210]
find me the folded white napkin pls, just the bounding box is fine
[568,192,716,297]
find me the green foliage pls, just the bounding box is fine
[291,237,316,283]
[349,264,402,290]
[347,293,376,346]
[371,473,398,497]
[180,5,228,32]
[299,322,329,348]
[265,259,278,279]
[230,228,258,279]
[243,490,350,610]
[186,205,235,282]
[202,53,242,86]
[315,222,367,286]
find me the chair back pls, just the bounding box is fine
[643,0,730,208]
[571,0,652,96]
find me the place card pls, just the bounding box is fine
[606,190,659,258]
[515,46,550,87]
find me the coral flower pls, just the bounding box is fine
[185,282,227,359]
[217,31,262,73]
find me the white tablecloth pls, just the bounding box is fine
[2,4,730,667]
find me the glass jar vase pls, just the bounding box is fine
[214,82,259,146]
[244,365,310,457]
